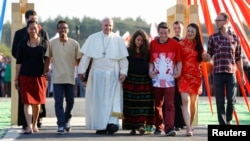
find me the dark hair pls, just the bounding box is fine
[57,20,67,29]
[26,20,38,29]
[173,21,184,25]
[127,29,150,60]
[187,23,203,62]
[157,22,170,32]
[25,10,37,19]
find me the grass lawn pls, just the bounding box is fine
[0,98,11,138]
[198,102,250,125]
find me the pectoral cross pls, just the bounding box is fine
[102,34,110,58]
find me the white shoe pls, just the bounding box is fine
[57,127,65,135]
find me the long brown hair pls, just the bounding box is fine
[127,29,150,60]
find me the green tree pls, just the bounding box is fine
[3,15,239,49]
[2,22,11,48]
[0,43,11,57]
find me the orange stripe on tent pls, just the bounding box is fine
[197,1,213,114]
[221,0,250,71]
[233,111,239,125]
[199,0,216,115]
[234,0,250,28]
[229,1,250,56]
[229,0,250,98]
[197,1,213,115]
[201,62,214,114]
[236,71,250,112]
[246,0,250,5]
[193,0,197,5]
[212,0,221,14]
[230,0,249,39]
[200,0,215,35]
[229,0,250,62]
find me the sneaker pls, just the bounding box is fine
[65,123,71,132]
[165,129,176,136]
[57,127,65,135]
[154,128,162,135]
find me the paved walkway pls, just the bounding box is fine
[2,117,208,141]
[1,97,249,141]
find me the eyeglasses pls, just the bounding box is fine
[58,27,68,30]
[215,19,225,22]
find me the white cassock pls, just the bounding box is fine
[78,31,128,130]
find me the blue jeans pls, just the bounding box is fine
[213,73,237,125]
[53,84,74,127]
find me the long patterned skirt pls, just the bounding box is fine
[122,73,155,131]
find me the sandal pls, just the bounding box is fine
[33,127,39,132]
[186,131,193,137]
[23,129,33,134]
